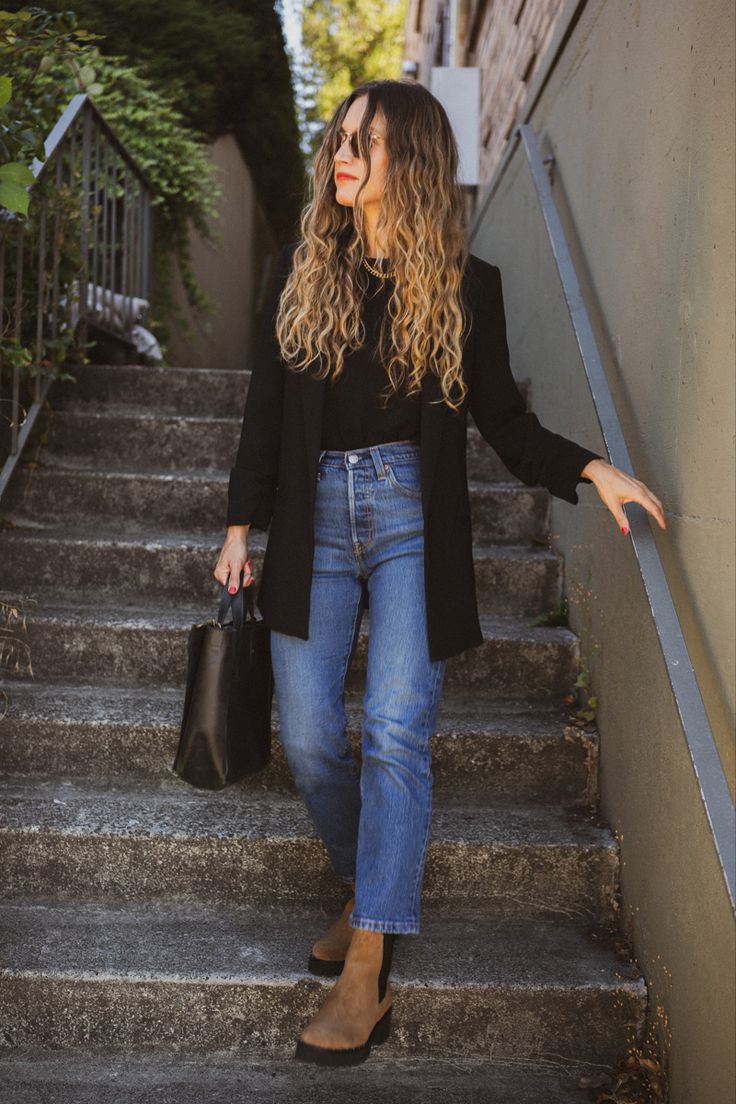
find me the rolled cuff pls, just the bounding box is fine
[546,445,606,505]
[226,467,276,530]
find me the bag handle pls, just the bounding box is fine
[216,569,257,631]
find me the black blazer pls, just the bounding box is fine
[227,242,604,662]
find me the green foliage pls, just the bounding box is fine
[52,46,224,345]
[1,5,226,364]
[0,8,102,213]
[532,600,599,723]
[1,0,306,242]
[572,642,600,724]
[300,0,408,151]
[0,8,98,393]
[530,597,569,628]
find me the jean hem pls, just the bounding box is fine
[349,912,419,935]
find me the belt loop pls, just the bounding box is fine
[370,444,386,479]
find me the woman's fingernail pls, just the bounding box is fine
[621,527,628,535]
[229,586,236,593]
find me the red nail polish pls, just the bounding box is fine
[621,527,628,535]
[229,586,236,593]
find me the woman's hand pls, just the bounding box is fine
[214,524,255,593]
[581,458,667,535]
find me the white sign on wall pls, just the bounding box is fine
[429,67,480,187]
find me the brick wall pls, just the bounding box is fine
[403,0,567,207]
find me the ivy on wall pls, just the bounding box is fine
[2,0,306,244]
[1,6,228,365]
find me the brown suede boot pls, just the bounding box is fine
[295,927,397,1066]
[307,886,356,976]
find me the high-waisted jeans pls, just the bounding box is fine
[269,440,447,934]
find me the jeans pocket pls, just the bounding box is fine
[383,460,422,499]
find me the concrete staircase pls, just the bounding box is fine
[0,363,647,1101]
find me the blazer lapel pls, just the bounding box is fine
[300,368,325,510]
[299,363,448,511]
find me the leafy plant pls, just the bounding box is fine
[0,5,224,381]
[0,8,102,213]
[2,0,305,242]
[573,663,598,723]
[565,641,600,725]
[0,74,35,214]
[529,596,569,628]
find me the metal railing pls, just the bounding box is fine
[0,93,155,501]
[517,121,735,912]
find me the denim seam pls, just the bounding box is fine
[383,461,423,500]
[369,444,387,479]
[346,462,375,570]
[325,579,366,885]
[407,657,445,924]
[353,656,444,935]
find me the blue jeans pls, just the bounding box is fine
[269,440,447,935]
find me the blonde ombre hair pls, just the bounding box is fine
[275,79,472,411]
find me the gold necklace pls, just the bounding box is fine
[362,256,396,279]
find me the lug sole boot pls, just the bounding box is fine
[308,887,356,976]
[295,928,397,1066]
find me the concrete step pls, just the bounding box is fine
[0,898,646,1065]
[0,683,596,806]
[39,407,522,483]
[0,597,581,699]
[48,362,530,423]
[0,363,643,1079]
[0,774,618,920]
[0,1047,606,1104]
[50,364,253,419]
[0,522,563,618]
[2,464,551,545]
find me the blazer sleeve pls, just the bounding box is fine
[226,243,296,529]
[468,261,605,505]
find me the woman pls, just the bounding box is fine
[213,79,666,1067]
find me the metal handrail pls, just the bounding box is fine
[516,121,735,912]
[0,94,154,501]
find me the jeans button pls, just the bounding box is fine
[348,453,359,464]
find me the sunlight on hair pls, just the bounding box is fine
[275,79,473,412]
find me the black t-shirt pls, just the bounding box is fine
[320,261,421,450]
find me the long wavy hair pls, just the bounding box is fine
[275,79,472,411]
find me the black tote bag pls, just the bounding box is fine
[173,571,274,789]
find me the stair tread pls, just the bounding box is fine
[0,896,642,991]
[0,773,613,849]
[50,408,243,426]
[0,679,576,736]
[1,519,267,551]
[8,458,531,492]
[11,455,532,500]
[63,362,250,377]
[48,408,498,442]
[10,460,231,482]
[2,520,557,561]
[0,595,576,640]
[0,1046,603,1104]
